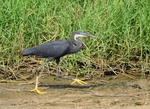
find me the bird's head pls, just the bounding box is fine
[73,31,98,40]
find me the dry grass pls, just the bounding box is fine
[0,0,150,80]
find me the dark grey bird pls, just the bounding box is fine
[22,31,97,94]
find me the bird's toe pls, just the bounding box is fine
[71,79,87,85]
[30,88,47,94]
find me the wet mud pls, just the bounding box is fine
[0,75,150,109]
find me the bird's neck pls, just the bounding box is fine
[70,34,82,53]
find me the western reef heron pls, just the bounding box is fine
[22,31,97,94]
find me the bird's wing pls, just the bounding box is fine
[33,40,71,58]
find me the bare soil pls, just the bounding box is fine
[0,75,150,109]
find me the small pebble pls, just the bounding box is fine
[131,84,142,89]
[134,101,145,106]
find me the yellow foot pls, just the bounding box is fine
[71,79,87,85]
[30,88,47,94]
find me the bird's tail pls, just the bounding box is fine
[22,48,35,56]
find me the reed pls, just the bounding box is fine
[0,0,149,79]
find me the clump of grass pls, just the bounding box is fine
[0,0,149,80]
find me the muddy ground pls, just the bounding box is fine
[0,74,150,109]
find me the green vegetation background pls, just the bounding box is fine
[0,0,150,78]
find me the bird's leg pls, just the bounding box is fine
[55,65,72,79]
[55,59,87,85]
[55,58,71,79]
[31,61,48,94]
[55,61,73,80]
[55,58,66,79]
[56,64,87,85]
[56,65,61,78]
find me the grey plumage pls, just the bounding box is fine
[21,31,97,94]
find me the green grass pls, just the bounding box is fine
[0,0,150,78]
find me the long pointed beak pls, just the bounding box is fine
[81,33,98,38]
[88,35,98,38]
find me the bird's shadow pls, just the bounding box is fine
[40,83,105,89]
